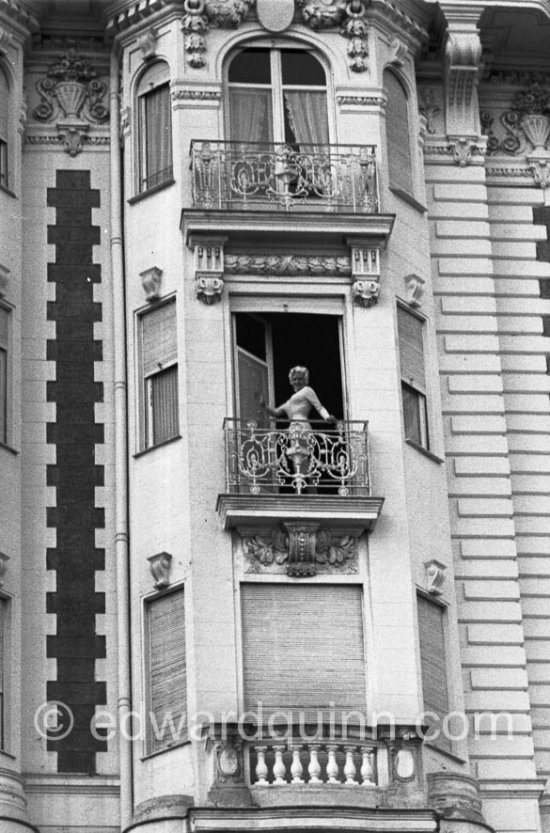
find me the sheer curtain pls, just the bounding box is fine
[284,91,329,151]
[229,89,271,144]
[144,83,172,188]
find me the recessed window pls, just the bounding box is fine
[228,46,328,146]
[0,305,9,445]
[0,66,9,189]
[145,587,186,754]
[417,594,451,754]
[137,62,173,193]
[397,305,429,449]
[384,69,413,197]
[139,299,178,449]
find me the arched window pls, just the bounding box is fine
[384,69,413,196]
[0,66,9,189]
[227,46,329,147]
[137,61,172,193]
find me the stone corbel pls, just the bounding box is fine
[405,274,425,308]
[443,8,484,139]
[352,280,379,308]
[0,264,9,297]
[285,522,319,578]
[389,36,408,68]
[424,559,446,596]
[140,266,163,301]
[190,235,228,304]
[148,551,172,588]
[448,134,485,167]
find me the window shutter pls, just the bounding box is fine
[151,365,178,445]
[417,595,451,752]
[142,301,177,376]
[0,599,4,748]
[0,308,8,444]
[384,70,413,195]
[241,584,366,719]
[147,588,187,753]
[398,306,425,391]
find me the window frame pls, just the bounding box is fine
[142,583,187,757]
[0,63,11,192]
[0,593,11,752]
[137,296,179,452]
[397,302,430,451]
[136,62,173,195]
[416,591,453,756]
[383,67,417,204]
[0,302,12,447]
[224,40,335,146]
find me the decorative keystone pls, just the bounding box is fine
[405,274,425,308]
[353,279,380,308]
[424,559,446,596]
[140,266,163,301]
[196,275,224,304]
[148,551,173,588]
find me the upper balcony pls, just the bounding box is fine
[190,140,379,214]
[183,140,396,247]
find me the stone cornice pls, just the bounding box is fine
[104,0,184,38]
[0,0,38,40]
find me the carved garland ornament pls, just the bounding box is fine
[482,82,550,157]
[243,525,359,577]
[224,254,351,276]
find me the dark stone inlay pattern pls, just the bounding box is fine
[46,170,106,773]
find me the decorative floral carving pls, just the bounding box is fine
[243,526,359,576]
[33,51,108,124]
[418,87,441,135]
[224,254,351,276]
[483,82,550,158]
[341,1,370,73]
[298,0,347,29]
[204,0,254,26]
[182,0,254,67]
[352,279,379,307]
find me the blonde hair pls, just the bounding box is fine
[289,366,309,384]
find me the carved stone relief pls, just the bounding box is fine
[32,51,109,156]
[224,254,351,276]
[404,274,424,308]
[147,551,173,588]
[482,82,550,157]
[242,525,359,576]
[140,266,163,301]
[424,559,446,596]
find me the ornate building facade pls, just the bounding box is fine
[1,1,550,832]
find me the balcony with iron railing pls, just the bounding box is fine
[190,141,379,214]
[216,420,384,558]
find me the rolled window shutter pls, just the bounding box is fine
[398,306,425,391]
[151,365,178,444]
[0,599,5,748]
[384,70,413,195]
[142,301,177,376]
[147,588,187,753]
[417,594,451,752]
[241,584,366,719]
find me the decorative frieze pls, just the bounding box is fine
[243,525,359,576]
[224,254,351,277]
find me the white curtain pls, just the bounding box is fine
[284,91,329,151]
[229,89,271,144]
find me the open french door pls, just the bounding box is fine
[233,312,274,423]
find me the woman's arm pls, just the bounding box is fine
[259,397,285,418]
[304,387,336,422]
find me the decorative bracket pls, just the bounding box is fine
[138,27,158,60]
[140,266,163,301]
[56,121,89,157]
[448,134,485,167]
[148,551,173,588]
[389,36,407,67]
[424,559,446,596]
[528,157,550,190]
[0,27,12,56]
[190,234,228,304]
[443,9,483,138]
[348,237,381,308]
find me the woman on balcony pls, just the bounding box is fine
[260,366,336,493]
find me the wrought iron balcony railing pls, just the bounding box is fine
[191,141,379,213]
[224,419,370,496]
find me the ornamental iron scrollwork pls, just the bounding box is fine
[191,141,378,213]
